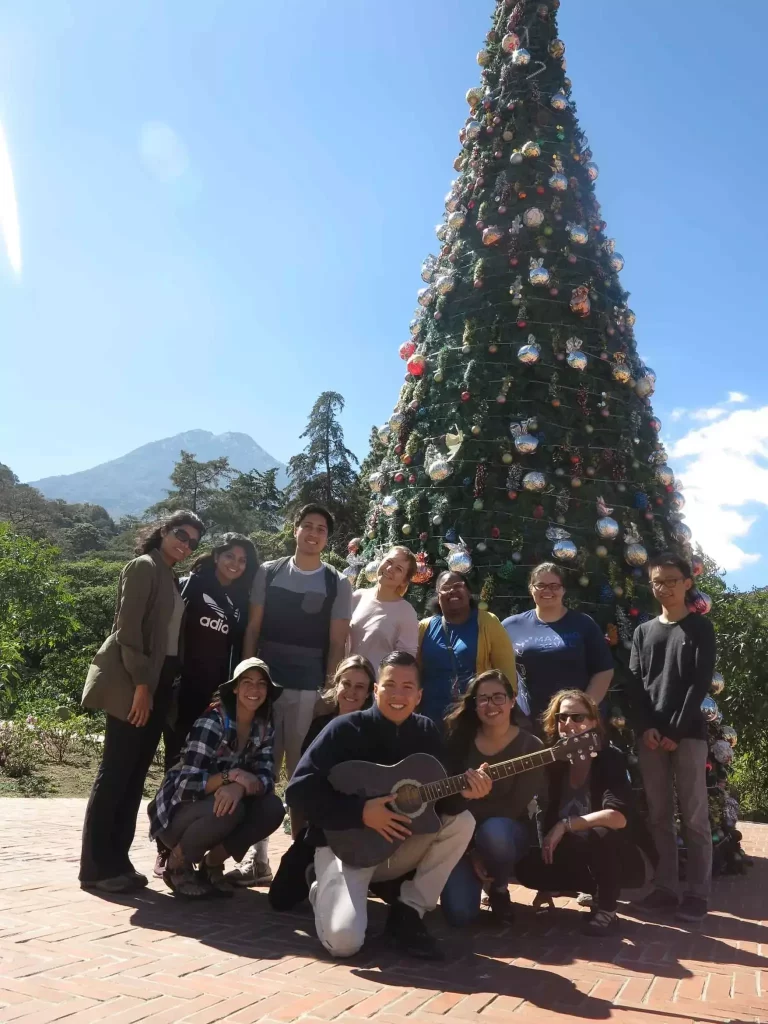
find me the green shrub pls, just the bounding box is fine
[34,713,93,764]
[0,723,39,778]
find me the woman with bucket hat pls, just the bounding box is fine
[148,658,286,898]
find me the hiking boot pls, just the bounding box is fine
[675,894,707,924]
[634,888,679,914]
[154,850,169,878]
[80,874,138,894]
[385,902,444,961]
[582,908,618,936]
[224,849,273,887]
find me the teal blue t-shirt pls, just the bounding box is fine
[420,611,479,724]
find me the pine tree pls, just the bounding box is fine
[356,0,746,874]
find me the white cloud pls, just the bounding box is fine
[670,408,687,422]
[727,391,748,404]
[689,407,727,422]
[669,407,768,571]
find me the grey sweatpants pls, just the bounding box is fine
[638,738,712,900]
[158,792,285,864]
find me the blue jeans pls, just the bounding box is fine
[441,816,530,925]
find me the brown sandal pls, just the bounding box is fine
[163,867,212,900]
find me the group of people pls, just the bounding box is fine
[77,502,717,961]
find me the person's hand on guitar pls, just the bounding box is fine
[362,795,413,843]
[461,764,493,801]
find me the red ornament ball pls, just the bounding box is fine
[461,390,471,402]
[394,472,404,483]
[509,257,519,267]
[399,340,416,361]
[406,354,427,377]
[408,474,417,484]
[549,287,559,296]
[551,398,561,408]
[394,443,403,455]
[644,511,654,521]
[536,185,546,195]
[600,408,610,418]
[533,504,545,518]
[419,531,428,541]
[507,490,518,500]
[491,526,501,539]
[516,319,527,328]
[629,607,639,618]
[655,497,664,506]
[401,454,412,465]
[518,190,527,199]
[570,455,580,465]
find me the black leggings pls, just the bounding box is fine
[515,829,648,912]
[80,657,178,882]
[163,680,217,773]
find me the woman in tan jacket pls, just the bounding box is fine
[417,571,516,726]
[79,510,204,894]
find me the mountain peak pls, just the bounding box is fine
[29,430,288,518]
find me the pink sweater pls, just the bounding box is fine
[349,589,419,676]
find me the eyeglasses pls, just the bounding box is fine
[533,582,564,593]
[476,693,509,707]
[651,578,684,590]
[172,527,199,552]
[555,712,588,723]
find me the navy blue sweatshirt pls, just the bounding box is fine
[285,704,466,846]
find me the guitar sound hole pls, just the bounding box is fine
[393,784,422,815]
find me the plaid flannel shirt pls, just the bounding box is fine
[148,704,274,840]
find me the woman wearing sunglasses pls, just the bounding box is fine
[79,510,204,894]
[440,671,544,925]
[502,563,614,728]
[515,689,657,935]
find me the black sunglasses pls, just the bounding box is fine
[556,712,588,723]
[172,527,199,552]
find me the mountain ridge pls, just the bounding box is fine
[29,429,289,519]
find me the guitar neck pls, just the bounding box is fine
[419,747,556,804]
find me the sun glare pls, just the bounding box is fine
[0,120,22,275]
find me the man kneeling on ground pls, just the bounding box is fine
[285,650,491,960]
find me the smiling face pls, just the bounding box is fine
[215,544,248,584]
[374,663,422,725]
[474,678,514,727]
[335,667,372,715]
[377,548,412,594]
[555,694,597,739]
[160,523,201,565]
[295,513,329,557]
[530,570,565,612]
[437,573,471,618]
[235,669,269,717]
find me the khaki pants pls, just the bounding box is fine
[310,810,475,957]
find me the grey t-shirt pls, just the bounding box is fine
[250,558,352,691]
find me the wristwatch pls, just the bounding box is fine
[221,770,230,786]
[561,816,572,832]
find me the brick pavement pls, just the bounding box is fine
[0,799,765,1024]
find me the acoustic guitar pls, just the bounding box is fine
[324,729,601,868]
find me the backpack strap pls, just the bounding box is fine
[264,556,291,592]
[321,565,339,678]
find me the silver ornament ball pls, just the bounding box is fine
[381,495,399,517]
[553,538,578,562]
[567,350,588,371]
[710,671,725,696]
[596,517,619,539]
[514,432,539,455]
[625,542,648,567]
[517,341,541,365]
[523,206,545,228]
[523,471,547,492]
[447,548,473,574]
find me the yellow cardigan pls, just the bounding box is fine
[417,609,517,693]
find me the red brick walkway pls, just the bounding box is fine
[0,800,765,1024]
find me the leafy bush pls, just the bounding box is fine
[34,712,93,764]
[0,722,39,778]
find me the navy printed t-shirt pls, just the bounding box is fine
[502,609,613,720]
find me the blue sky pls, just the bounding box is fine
[1,1,767,588]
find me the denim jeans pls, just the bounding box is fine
[441,816,530,925]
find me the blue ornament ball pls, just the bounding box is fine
[599,584,614,602]
[633,492,648,509]
[463,477,472,487]
[445,528,457,543]
[632,567,643,577]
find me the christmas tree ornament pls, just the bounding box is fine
[465,119,483,141]
[521,140,541,158]
[529,257,550,285]
[610,710,626,730]
[553,538,578,561]
[401,524,413,536]
[447,209,466,231]
[712,739,733,766]
[596,545,608,557]
[421,255,437,282]
[671,521,692,543]
[377,424,391,445]
[710,671,725,695]
[435,271,457,295]
[612,361,631,384]
[670,490,685,511]
[381,495,398,516]
[412,553,434,585]
[501,31,520,52]
[635,374,655,398]
[548,37,565,58]
[523,471,547,491]
[427,456,451,482]
[523,206,545,228]
[596,517,619,539]
[364,560,380,583]
[512,47,531,66]
[465,86,483,108]
[549,171,568,191]
[721,725,737,748]
[624,525,648,566]
[514,432,539,455]
[476,48,492,67]
[570,285,591,317]
[691,555,704,576]
[446,540,473,574]
[517,338,541,364]
[690,590,713,614]
[585,161,599,181]
[417,286,435,307]
[399,340,416,361]
[482,225,504,246]
[550,91,568,111]
[566,336,587,370]
[608,252,625,273]
[655,464,675,486]
[567,223,589,245]
[368,471,384,493]
[406,353,427,377]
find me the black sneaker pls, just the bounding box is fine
[386,901,445,960]
[634,888,679,914]
[488,888,515,924]
[582,908,618,936]
[675,894,707,924]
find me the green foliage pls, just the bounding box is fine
[287,391,360,550]
[0,723,38,778]
[149,450,233,517]
[33,713,94,764]
[207,467,287,535]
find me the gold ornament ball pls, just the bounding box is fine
[477,49,492,67]
[596,545,608,557]
[502,452,513,465]
[613,586,624,597]
[433,370,444,383]
[471,424,481,436]
[473,498,484,511]
[579,575,590,587]
[478,600,489,611]
[401,524,412,536]
[465,86,483,108]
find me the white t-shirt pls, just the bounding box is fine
[349,588,419,677]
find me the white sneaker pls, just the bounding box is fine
[224,848,273,887]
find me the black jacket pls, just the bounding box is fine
[538,743,658,867]
[179,572,244,693]
[285,704,465,846]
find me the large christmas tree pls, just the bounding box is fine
[351,0,747,875]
